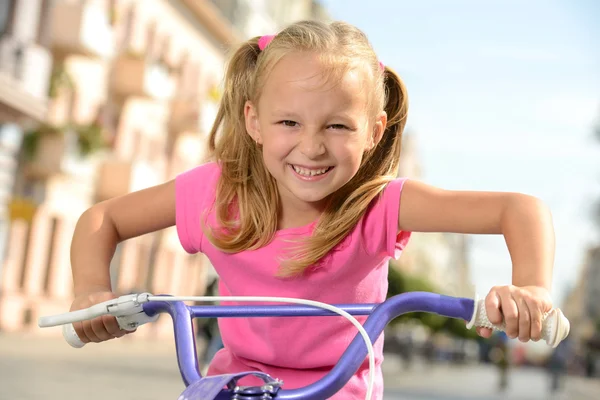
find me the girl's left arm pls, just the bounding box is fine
[398,179,554,342]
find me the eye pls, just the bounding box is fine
[279,120,299,127]
[328,124,349,130]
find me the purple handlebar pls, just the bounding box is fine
[142,292,475,399]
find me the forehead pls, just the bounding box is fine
[259,52,370,112]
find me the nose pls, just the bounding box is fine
[298,130,326,159]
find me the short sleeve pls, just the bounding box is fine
[175,162,220,254]
[360,178,411,259]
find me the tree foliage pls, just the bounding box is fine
[387,265,478,340]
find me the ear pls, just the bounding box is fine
[368,111,387,150]
[244,100,262,144]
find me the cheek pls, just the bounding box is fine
[329,135,368,165]
[261,128,294,159]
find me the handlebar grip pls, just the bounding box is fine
[63,323,86,348]
[468,299,570,347]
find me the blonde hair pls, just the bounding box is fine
[207,20,409,276]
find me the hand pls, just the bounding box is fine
[70,291,135,343]
[476,285,552,342]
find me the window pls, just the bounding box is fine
[148,137,162,162]
[119,5,136,52]
[159,35,171,63]
[0,217,8,266]
[175,54,189,97]
[145,21,157,60]
[133,130,146,159]
[36,0,52,47]
[144,233,161,289]
[18,224,32,289]
[135,241,151,290]
[0,0,15,37]
[67,89,78,125]
[42,217,59,293]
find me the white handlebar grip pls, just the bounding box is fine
[62,323,86,348]
[467,299,570,348]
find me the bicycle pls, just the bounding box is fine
[38,291,570,400]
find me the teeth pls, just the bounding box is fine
[292,165,330,177]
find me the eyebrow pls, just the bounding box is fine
[270,110,357,121]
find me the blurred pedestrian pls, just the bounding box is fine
[489,331,510,391]
[546,337,571,393]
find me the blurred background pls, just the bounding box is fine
[0,0,598,399]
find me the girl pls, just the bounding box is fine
[69,20,554,399]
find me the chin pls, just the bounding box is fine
[286,185,334,204]
[296,193,331,204]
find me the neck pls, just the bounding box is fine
[278,194,327,231]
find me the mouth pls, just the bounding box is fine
[289,164,334,181]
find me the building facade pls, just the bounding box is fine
[0,0,53,282]
[0,0,54,329]
[561,245,600,352]
[1,0,237,337]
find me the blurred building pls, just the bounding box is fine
[0,0,53,283]
[583,246,600,322]
[0,0,231,336]
[395,133,474,297]
[209,0,330,38]
[563,245,600,347]
[0,0,329,337]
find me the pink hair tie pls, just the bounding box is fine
[258,35,276,51]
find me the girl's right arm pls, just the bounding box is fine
[69,180,176,343]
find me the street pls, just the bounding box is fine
[1,333,598,400]
[382,357,598,400]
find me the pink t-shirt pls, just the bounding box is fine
[176,162,411,399]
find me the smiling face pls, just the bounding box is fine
[245,51,387,213]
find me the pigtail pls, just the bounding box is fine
[378,65,409,176]
[206,38,280,251]
[208,38,259,155]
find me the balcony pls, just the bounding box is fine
[168,98,200,134]
[22,128,76,179]
[111,53,175,100]
[0,38,52,122]
[22,124,101,180]
[95,158,164,201]
[50,1,114,58]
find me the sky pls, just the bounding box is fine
[322,0,600,303]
